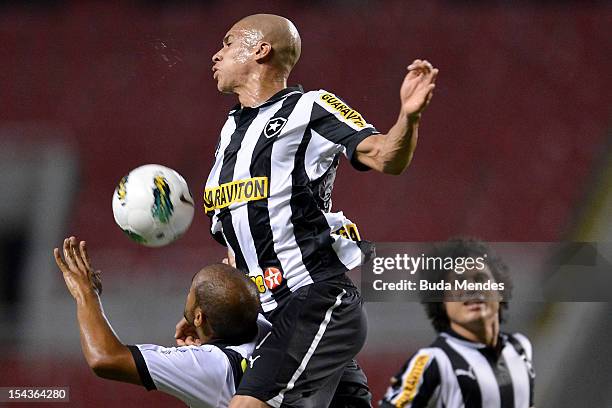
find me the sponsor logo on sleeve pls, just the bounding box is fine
[395,354,430,406]
[335,223,361,242]
[320,93,366,128]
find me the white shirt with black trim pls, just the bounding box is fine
[128,315,272,408]
[380,331,535,408]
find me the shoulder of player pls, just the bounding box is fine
[397,347,442,375]
[306,89,347,105]
[142,343,231,364]
[190,344,236,377]
[387,347,444,396]
[505,331,534,359]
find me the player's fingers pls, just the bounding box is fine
[185,336,196,346]
[64,238,77,270]
[430,68,439,84]
[419,84,436,103]
[425,87,435,104]
[407,59,422,69]
[69,237,85,273]
[175,318,189,337]
[73,241,87,271]
[176,338,186,346]
[81,241,93,270]
[408,60,430,74]
[53,248,69,273]
[425,67,438,83]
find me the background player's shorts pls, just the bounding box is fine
[236,274,368,408]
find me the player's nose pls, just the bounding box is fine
[212,49,222,63]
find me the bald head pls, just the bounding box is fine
[190,264,260,344]
[233,14,301,75]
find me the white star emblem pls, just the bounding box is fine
[264,267,283,289]
[264,117,287,138]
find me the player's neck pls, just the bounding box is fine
[236,71,287,108]
[450,318,499,347]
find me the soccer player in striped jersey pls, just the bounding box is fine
[54,236,271,408]
[202,13,438,408]
[380,239,535,408]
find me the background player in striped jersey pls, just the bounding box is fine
[199,13,437,408]
[54,236,271,408]
[380,239,535,408]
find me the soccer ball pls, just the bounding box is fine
[112,164,195,247]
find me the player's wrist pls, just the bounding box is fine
[75,287,100,306]
[398,110,420,125]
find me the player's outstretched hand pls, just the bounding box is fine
[400,59,438,119]
[54,236,103,300]
[174,317,201,346]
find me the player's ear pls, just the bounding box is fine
[193,307,204,328]
[255,41,272,62]
[194,307,214,336]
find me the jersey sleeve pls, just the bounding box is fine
[128,343,231,407]
[380,350,441,408]
[310,90,379,172]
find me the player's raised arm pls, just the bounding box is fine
[354,59,438,175]
[53,237,141,385]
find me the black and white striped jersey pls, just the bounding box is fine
[380,331,535,408]
[204,86,378,312]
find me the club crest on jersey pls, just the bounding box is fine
[264,117,287,138]
[263,267,283,290]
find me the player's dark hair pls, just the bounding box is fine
[420,238,512,333]
[193,264,260,344]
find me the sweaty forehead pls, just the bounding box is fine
[226,22,263,38]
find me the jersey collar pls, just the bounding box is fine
[229,85,304,115]
[442,329,507,354]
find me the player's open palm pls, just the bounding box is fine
[54,236,103,300]
[400,59,438,119]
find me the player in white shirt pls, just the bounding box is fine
[54,236,271,408]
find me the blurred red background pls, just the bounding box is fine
[1,1,610,406]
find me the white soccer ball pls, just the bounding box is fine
[112,164,195,247]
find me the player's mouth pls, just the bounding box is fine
[212,67,219,79]
[464,299,485,310]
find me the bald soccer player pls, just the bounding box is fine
[196,14,438,408]
[54,236,271,408]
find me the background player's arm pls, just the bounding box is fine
[355,59,438,175]
[54,237,141,385]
